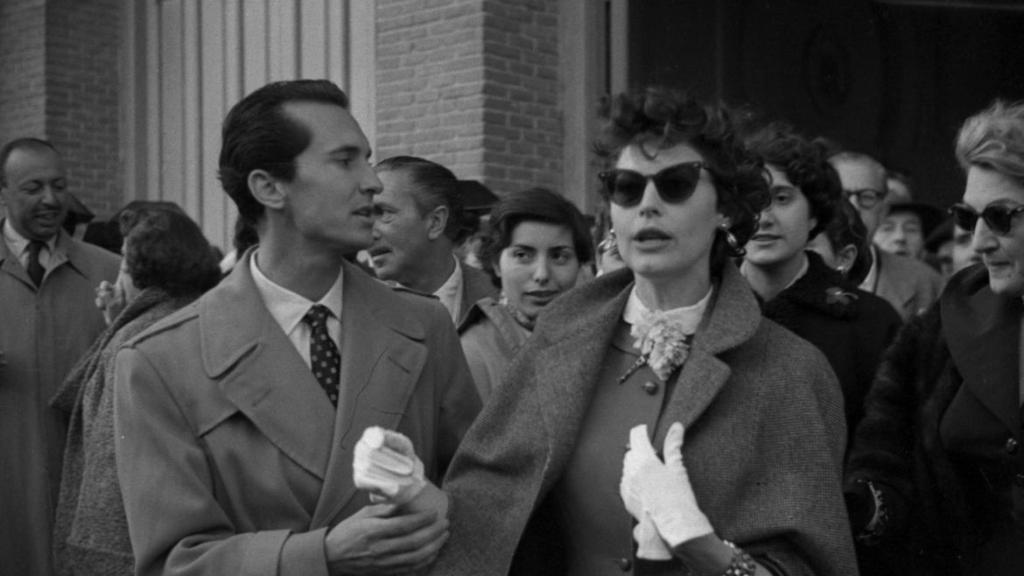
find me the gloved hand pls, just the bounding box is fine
[352,427,426,506]
[620,446,673,560]
[621,422,713,549]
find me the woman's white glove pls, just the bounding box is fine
[352,427,426,506]
[621,422,713,550]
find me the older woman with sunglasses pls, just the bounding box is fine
[428,88,856,576]
[845,100,1024,576]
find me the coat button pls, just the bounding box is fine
[642,381,659,395]
[616,557,632,571]
[1015,473,1024,488]
[1006,437,1019,455]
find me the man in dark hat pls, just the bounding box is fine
[874,200,944,261]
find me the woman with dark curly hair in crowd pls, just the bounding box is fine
[845,100,1024,576]
[458,187,593,402]
[50,206,221,576]
[428,88,856,575]
[741,123,901,445]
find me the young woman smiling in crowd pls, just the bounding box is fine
[741,123,901,445]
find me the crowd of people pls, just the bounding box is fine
[0,78,1021,576]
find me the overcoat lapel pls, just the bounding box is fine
[942,266,1021,433]
[533,286,625,466]
[657,265,760,442]
[0,243,34,290]
[530,264,761,461]
[311,262,428,527]
[201,253,336,482]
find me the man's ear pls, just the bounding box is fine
[425,205,449,240]
[248,169,287,211]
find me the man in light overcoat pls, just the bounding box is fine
[113,80,480,576]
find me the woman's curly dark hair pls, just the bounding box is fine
[744,122,841,240]
[118,208,222,297]
[594,87,769,271]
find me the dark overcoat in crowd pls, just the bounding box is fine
[0,226,119,576]
[430,264,858,576]
[761,251,902,442]
[113,254,480,576]
[846,263,1024,576]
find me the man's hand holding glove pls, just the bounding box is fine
[352,426,447,517]
[620,422,714,558]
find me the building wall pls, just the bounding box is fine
[375,0,563,196]
[46,0,123,216]
[0,0,47,143]
[0,0,123,218]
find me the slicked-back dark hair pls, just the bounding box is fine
[744,122,840,240]
[0,137,59,185]
[594,87,769,272]
[375,155,469,243]
[218,79,350,226]
[479,187,594,285]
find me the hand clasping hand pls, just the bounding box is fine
[621,422,713,550]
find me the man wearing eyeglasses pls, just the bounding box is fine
[829,151,942,320]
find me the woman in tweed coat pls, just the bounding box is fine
[429,88,857,576]
[50,207,221,576]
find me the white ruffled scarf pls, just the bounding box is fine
[622,286,712,381]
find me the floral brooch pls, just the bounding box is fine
[627,313,694,382]
[825,286,858,306]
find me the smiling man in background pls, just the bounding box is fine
[0,137,119,575]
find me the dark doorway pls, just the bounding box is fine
[627,0,1024,208]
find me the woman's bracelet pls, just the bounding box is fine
[855,479,889,545]
[721,540,757,576]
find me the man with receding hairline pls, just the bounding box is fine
[829,151,942,319]
[113,80,480,576]
[369,156,497,325]
[0,137,119,575]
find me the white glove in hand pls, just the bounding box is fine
[622,423,713,549]
[620,451,673,559]
[352,427,426,506]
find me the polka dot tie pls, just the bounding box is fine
[303,304,340,406]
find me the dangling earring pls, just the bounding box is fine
[718,224,744,257]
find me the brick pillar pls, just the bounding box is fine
[0,0,47,146]
[0,0,123,218]
[45,0,123,217]
[375,0,562,195]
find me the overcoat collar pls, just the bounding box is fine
[875,249,929,316]
[0,221,87,290]
[532,263,762,466]
[942,263,1022,433]
[198,250,428,526]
